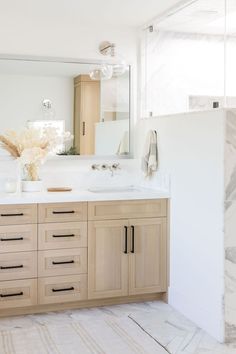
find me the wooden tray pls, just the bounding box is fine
[47,187,72,192]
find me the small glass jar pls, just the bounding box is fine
[4,179,17,193]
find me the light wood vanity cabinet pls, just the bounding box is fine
[0,204,37,225]
[0,204,38,309]
[88,219,129,299]
[0,199,168,314]
[37,202,88,305]
[88,200,168,299]
[128,218,167,295]
[0,224,37,253]
[38,202,87,223]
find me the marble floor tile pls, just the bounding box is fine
[0,301,235,354]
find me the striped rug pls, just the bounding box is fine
[0,311,167,354]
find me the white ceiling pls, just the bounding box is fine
[0,0,182,29]
[156,0,236,35]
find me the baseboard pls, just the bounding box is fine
[168,287,224,343]
[0,292,166,318]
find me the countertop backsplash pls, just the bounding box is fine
[0,157,170,194]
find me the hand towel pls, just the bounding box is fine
[141,130,158,177]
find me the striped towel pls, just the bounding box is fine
[141,130,158,177]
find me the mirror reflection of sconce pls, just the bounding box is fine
[89,65,113,81]
[89,41,127,81]
[42,98,55,119]
[42,99,52,110]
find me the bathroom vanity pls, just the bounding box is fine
[0,192,169,316]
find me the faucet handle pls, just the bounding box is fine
[91,164,100,170]
[112,163,121,170]
[101,164,109,170]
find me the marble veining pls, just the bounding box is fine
[225,110,236,341]
[225,248,236,264]
[225,110,236,201]
[0,301,236,354]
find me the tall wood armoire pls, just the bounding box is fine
[74,75,100,155]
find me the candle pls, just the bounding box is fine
[5,179,17,193]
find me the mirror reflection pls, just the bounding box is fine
[0,59,130,156]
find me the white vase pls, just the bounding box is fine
[16,159,22,194]
[22,180,43,192]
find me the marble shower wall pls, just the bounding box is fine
[225,109,236,342]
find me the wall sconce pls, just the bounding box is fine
[89,41,127,80]
[99,41,116,57]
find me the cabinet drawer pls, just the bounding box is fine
[38,249,87,277]
[38,222,87,250]
[0,251,37,281]
[0,278,37,309]
[88,199,167,220]
[0,204,37,225]
[38,274,87,304]
[38,203,87,223]
[0,224,37,253]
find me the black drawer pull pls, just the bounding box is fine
[52,234,75,238]
[0,213,24,217]
[52,260,74,265]
[124,226,128,254]
[52,211,75,215]
[131,225,135,253]
[1,237,24,242]
[52,286,74,293]
[0,265,23,270]
[0,291,23,298]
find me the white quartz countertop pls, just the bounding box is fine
[0,187,170,205]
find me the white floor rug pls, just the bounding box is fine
[0,301,235,354]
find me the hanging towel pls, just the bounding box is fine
[141,130,158,177]
[117,131,129,155]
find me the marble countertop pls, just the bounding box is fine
[0,187,170,205]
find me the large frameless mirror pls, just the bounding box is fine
[0,57,130,157]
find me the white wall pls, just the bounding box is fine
[0,74,73,133]
[136,110,225,341]
[0,23,137,64]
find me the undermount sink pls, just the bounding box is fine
[88,186,141,193]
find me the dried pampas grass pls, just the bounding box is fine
[0,135,20,158]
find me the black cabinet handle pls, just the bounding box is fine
[1,237,24,242]
[52,211,75,215]
[131,226,135,253]
[52,286,74,293]
[124,226,128,254]
[52,234,75,238]
[1,213,24,217]
[0,291,23,298]
[52,260,74,265]
[0,265,23,270]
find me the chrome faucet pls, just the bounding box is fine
[91,163,121,176]
[109,163,121,176]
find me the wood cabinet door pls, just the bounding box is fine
[80,81,100,155]
[129,218,167,295]
[88,220,129,299]
[74,76,100,156]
